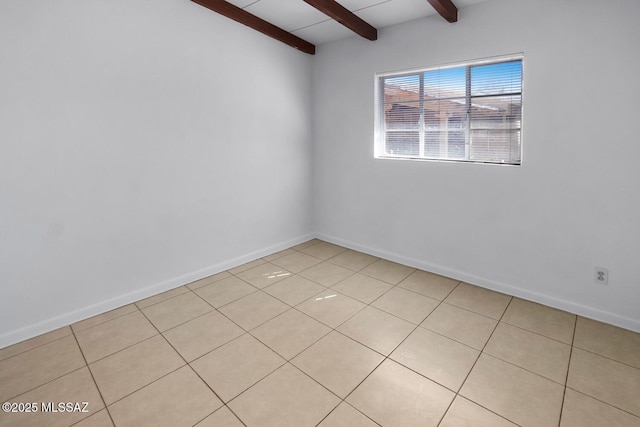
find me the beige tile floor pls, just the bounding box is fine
[1,239,639,427]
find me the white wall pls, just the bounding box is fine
[312,0,640,331]
[0,0,313,347]
[2,0,639,348]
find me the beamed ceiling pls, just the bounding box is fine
[191,0,491,54]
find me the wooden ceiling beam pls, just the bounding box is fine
[191,0,316,54]
[303,0,377,41]
[427,0,458,23]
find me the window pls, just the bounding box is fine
[375,55,523,165]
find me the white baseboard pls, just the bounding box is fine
[0,233,315,349]
[4,231,637,349]
[317,233,640,333]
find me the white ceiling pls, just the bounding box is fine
[224,0,491,45]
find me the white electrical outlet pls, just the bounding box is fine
[594,267,609,284]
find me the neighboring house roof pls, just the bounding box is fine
[384,85,520,123]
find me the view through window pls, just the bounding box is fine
[375,55,523,165]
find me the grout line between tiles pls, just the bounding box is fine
[149,286,246,333]
[322,252,379,273]
[438,396,524,427]
[206,289,262,312]
[134,287,192,310]
[0,329,74,364]
[499,318,575,346]
[5,241,640,426]
[280,357,383,427]
[159,308,224,335]
[298,263,358,287]
[246,310,331,360]
[215,262,638,426]
[106,310,192,404]
[437,295,515,426]
[2,365,88,407]
[219,291,290,332]
[105,364,187,408]
[185,289,288,363]
[125,308,243,425]
[317,401,383,427]
[188,399,249,427]
[333,288,456,419]
[225,406,249,427]
[476,352,569,386]
[70,328,115,427]
[222,361,296,406]
[214,265,424,425]
[207,347,287,405]
[570,345,640,371]
[71,305,142,335]
[557,317,578,427]
[303,290,370,330]
[67,408,110,426]
[562,386,640,420]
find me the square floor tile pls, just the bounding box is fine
[421,303,497,350]
[73,409,114,427]
[501,298,576,344]
[263,275,326,306]
[228,259,266,275]
[90,335,184,404]
[218,291,289,330]
[567,348,640,416]
[573,316,640,368]
[72,304,138,333]
[228,364,340,427]
[296,289,366,328]
[135,286,190,309]
[337,306,415,355]
[444,282,511,319]
[271,251,322,273]
[299,261,354,287]
[0,335,86,402]
[398,270,459,300]
[372,287,439,324]
[162,310,244,361]
[292,239,321,250]
[318,403,379,427]
[8,243,640,427]
[360,259,414,284]
[262,248,296,262]
[251,309,331,359]
[347,359,454,427]
[460,354,564,427]
[440,396,517,427]
[0,326,72,362]
[140,291,212,332]
[327,250,378,271]
[75,311,158,363]
[292,331,384,398]
[391,327,479,391]
[484,322,571,384]
[299,241,347,260]
[560,388,640,427]
[186,271,232,290]
[331,273,393,304]
[235,263,292,289]
[196,406,244,426]
[109,366,222,427]
[193,276,257,308]
[0,367,104,427]
[191,334,285,402]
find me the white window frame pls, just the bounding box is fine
[374,54,524,165]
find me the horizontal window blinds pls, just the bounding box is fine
[378,56,523,165]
